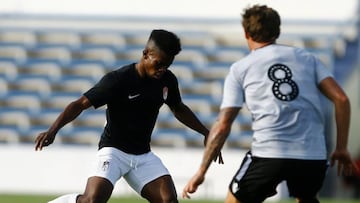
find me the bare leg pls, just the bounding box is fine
[225,190,241,203]
[77,176,113,203]
[141,175,178,203]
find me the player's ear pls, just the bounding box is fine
[142,49,149,59]
[245,31,250,39]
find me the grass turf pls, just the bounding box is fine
[0,194,358,203]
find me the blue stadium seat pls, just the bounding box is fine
[175,48,207,68]
[26,46,72,66]
[117,45,143,62]
[72,46,116,66]
[207,47,247,64]
[60,126,103,145]
[192,63,230,82]
[42,91,81,109]
[51,75,96,94]
[80,32,126,52]
[18,61,63,82]
[0,30,37,48]
[0,77,8,98]
[123,32,149,47]
[36,30,81,49]
[0,60,18,81]
[2,90,42,114]
[180,80,223,103]
[73,110,107,128]
[169,64,194,84]
[9,75,52,99]
[0,108,31,134]
[151,128,187,148]
[63,62,106,81]
[178,32,217,52]
[29,108,68,128]
[0,126,20,143]
[0,45,27,64]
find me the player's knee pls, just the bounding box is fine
[296,197,320,203]
[145,193,178,203]
[77,194,108,203]
[153,196,178,203]
[158,198,178,203]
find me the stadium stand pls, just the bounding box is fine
[0,30,37,47]
[80,32,127,50]
[0,61,18,81]
[0,13,356,149]
[17,61,63,82]
[63,62,106,81]
[8,76,51,102]
[0,45,27,64]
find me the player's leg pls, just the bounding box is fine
[48,177,113,203]
[141,175,178,203]
[228,151,283,203]
[76,176,113,203]
[48,193,79,203]
[76,147,129,203]
[125,151,178,203]
[286,159,328,203]
[224,190,241,203]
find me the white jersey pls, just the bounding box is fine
[221,44,332,160]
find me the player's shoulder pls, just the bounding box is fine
[162,70,178,85]
[271,44,317,62]
[99,63,135,85]
[165,69,177,78]
[109,63,136,78]
[114,63,135,74]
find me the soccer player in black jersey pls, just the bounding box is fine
[35,29,223,203]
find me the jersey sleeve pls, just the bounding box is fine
[83,71,118,108]
[164,72,182,107]
[220,65,244,109]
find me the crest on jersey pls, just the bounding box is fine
[163,87,168,100]
[102,160,110,171]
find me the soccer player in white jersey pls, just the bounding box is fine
[182,4,357,203]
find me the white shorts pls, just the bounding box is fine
[89,147,170,194]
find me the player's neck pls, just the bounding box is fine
[248,39,274,51]
[135,63,146,78]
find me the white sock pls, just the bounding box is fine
[48,193,79,203]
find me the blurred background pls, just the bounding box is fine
[0,0,359,201]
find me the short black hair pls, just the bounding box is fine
[148,29,182,56]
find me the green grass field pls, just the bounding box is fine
[0,194,358,203]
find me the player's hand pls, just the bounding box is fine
[182,170,205,199]
[35,131,55,151]
[330,149,359,176]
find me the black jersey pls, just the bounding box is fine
[83,63,182,154]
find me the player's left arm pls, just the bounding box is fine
[170,101,208,136]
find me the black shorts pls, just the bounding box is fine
[229,151,328,203]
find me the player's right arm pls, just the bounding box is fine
[318,77,357,176]
[182,107,240,199]
[35,96,92,151]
